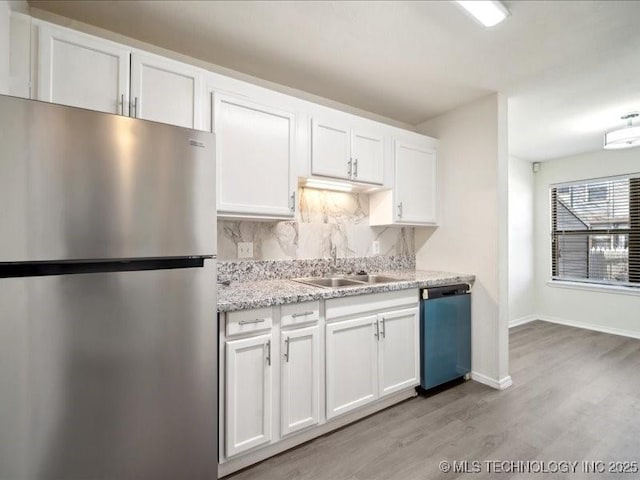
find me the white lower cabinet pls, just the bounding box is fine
[378,307,420,397]
[220,290,420,474]
[225,334,273,457]
[280,325,321,436]
[325,292,420,420]
[325,315,379,420]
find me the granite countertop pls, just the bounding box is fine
[217,269,475,312]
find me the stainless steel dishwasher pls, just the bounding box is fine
[420,284,471,390]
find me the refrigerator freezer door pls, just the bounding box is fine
[0,260,217,480]
[0,94,215,262]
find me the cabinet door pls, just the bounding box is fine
[280,325,320,436]
[326,315,378,419]
[394,141,438,224]
[214,93,296,218]
[351,130,383,185]
[378,307,420,397]
[130,52,203,129]
[37,24,130,114]
[311,118,351,180]
[225,334,272,457]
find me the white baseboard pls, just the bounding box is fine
[537,314,640,340]
[471,371,513,390]
[509,314,538,328]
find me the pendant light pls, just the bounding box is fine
[604,112,640,150]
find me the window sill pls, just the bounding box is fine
[546,280,640,297]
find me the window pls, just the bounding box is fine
[550,174,640,287]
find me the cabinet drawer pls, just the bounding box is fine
[226,307,272,336]
[281,301,320,327]
[326,289,419,321]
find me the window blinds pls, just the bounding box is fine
[550,175,640,287]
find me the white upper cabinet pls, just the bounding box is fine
[130,52,203,129]
[351,130,384,184]
[35,22,204,130]
[212,91,296,219]
[311,118,351,180]
[369,138,438,226]
[311,117,384,185]
[37,24,130,114]
[395,141,438,224]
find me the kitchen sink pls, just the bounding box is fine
[345,274,400,284]
[294,277,365,288]
[293,274,400,289]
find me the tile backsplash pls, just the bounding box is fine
[217,187,415,261]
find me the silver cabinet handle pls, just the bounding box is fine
[131,96,138,118]
[266,340,271,366]
[291,311,314,318]
[397,202,403,218]
[380,318,386,338]
[284,337,290,362]
[353,158,358,178]
[374,321,379,339]
[120,94,125,116]
[238,318,266,325]
[348,158,353,177]
[290,191,296,212]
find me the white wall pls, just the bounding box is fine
[416,93,511,388]
[508,156,536,325]
[0,0,10,94]
[535,148,640,337]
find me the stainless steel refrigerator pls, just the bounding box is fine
[0,95,217,479]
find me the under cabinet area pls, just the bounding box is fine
[218,290,420,475]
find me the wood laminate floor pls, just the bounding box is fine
[226,321,640,479]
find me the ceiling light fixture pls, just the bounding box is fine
[604,113,640,150]
[456,1,509,27]
[304,179,353,192]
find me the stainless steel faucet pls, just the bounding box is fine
[330,245,338,274]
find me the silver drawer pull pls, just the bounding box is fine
[266,340,271,366]
[291,311,315,318]
[284,337,290,362]
[238,318,267,325]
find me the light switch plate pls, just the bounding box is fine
[238,242,254,259]
[372,241,380,255]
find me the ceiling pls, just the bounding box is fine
[28,0,640,161]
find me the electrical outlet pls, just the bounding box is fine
[372,241,380,255]
[237,242,253,259]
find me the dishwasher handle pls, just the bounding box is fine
[422,284,470,300]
